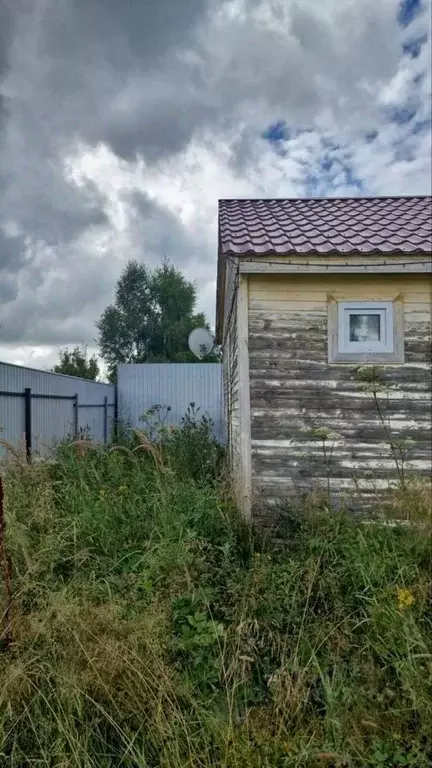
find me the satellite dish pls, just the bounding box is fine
[188,327,214,359]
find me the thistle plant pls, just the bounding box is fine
[309,426,343,503]
[355,365,412,488]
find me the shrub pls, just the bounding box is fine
[138,402,225,486]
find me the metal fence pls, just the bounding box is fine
[0,361,224,458]
[117,363,224,441]
[0,362,116,458]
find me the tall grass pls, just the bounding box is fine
[1,420,431,767]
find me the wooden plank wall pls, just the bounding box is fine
[248,274,432,517]
[222,264,242,504]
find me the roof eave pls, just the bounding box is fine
[215,206,226,346]
[222,247,432,259]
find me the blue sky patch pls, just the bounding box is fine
[402,34,427,57]
[261,120,288,143]
[389,106,417,125]
[413,72,425,86]
[304,173,321,196]
[398,0,423,28]
[320,157,333,172]
[343,167,363,190]
[412,118,431,134]
[365,130,378,143]
[303,150,363,196]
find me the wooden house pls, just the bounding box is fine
[216,197,432,521]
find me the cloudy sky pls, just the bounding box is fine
[0,0,431,374]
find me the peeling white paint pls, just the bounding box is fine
[252,439,425,450]
[250,379,430,394]
[250,386,430,399]
[256,476,397,490]
[252,450,431,463]
[339,459,431,470]
[337,390,431,401]
[251,411,431,430]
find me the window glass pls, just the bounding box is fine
[349,313,381,342]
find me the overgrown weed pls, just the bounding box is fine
[0,415,431,767]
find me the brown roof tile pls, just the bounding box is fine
[218,196,432,256]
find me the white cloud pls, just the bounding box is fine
[0,0,431,371]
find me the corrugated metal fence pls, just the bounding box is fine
[117,363,224,441]
[0,361,224,458]
[0,362,116,458]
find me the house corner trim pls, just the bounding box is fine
[237,274,252,519]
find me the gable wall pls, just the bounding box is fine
[248,273,432,521]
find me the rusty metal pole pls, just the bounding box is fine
[0,475,13,650]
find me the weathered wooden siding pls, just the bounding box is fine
[223,268,252,516]
[224,294,240,471]
[248,274,432,516]
[222,262,242,503]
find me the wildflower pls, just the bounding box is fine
[99,488,106,498]
[118,485,127,493]
[311,426,342,441]
[393,438,415,449]
[397,587,415,609]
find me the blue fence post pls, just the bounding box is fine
[113,385,118,441]
[73,394,79,437]
[103,396,108,444]
[24,388,32,461]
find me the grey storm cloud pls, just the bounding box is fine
[0,0,212,345]
[3,0,213,163]
[1,0,402,173]
[0,0,13,131]
[0,0,429,355]
[0,231,24,304]
[128,192,200,262]
[0,191,203,345]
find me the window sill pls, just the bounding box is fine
[329,350,405,364]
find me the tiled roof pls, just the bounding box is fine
[218,197,432,256]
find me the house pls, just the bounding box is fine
[216,196,432,522]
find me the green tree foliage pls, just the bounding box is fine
[52,344,99,380]
[97,260,218,381]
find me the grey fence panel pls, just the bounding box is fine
[77,404,115,445]
[0,361,116,458]
[0,392,26,455]
[31,398,75,456]
[117,363,225,441]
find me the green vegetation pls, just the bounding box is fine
[96,259,219,382]
[0,419,431,767]
[52,344,100,381]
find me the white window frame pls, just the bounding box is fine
[338,301,394,355]
[328,297,404,364]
